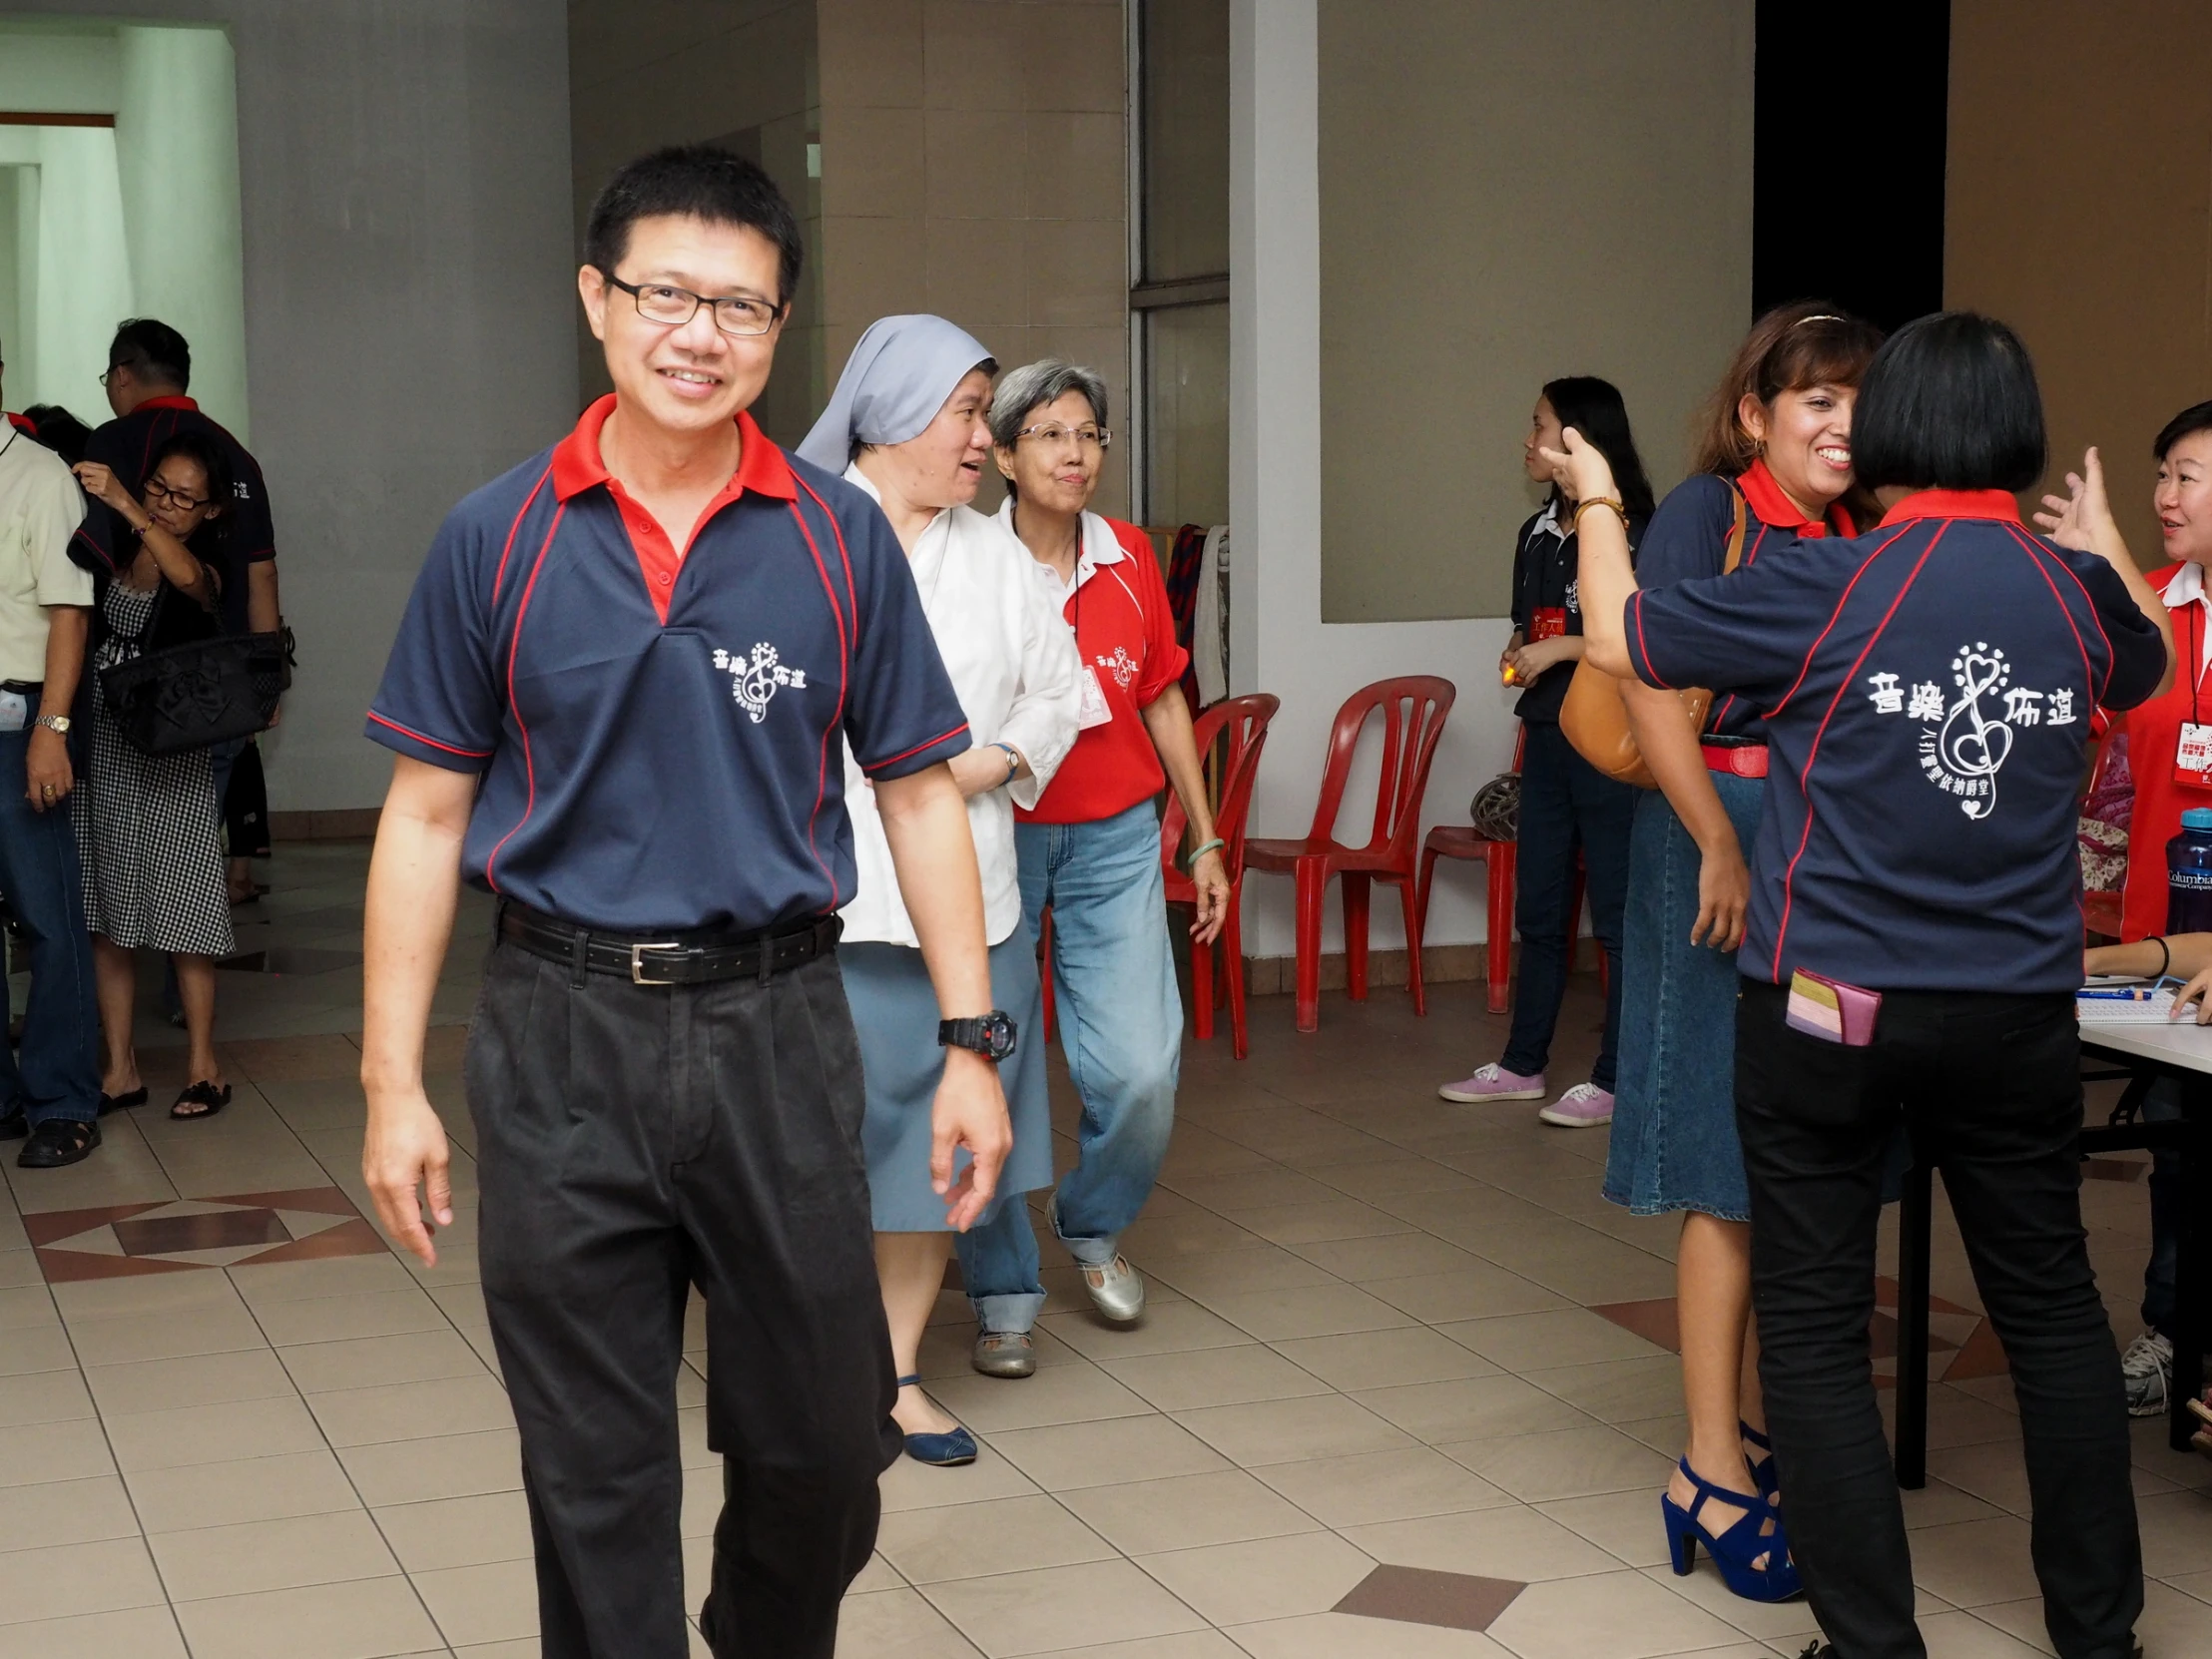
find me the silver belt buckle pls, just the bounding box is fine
[629,941,682,985]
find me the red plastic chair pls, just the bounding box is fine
[1246,677,1456,1033]
[1162,694,1280,1059]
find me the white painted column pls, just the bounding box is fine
[1227,0,1514,967]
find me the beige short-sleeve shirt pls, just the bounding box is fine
[0,427,92,682]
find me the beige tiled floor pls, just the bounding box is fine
[2,841,2207,1656]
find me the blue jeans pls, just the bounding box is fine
[1499,722,1635,1091]
[955,801,1181,1333]
[0,730,100,1125]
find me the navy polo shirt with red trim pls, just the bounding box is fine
[1633,461,1856,742]
[72,395,276,637]
[365,394,972,933]
[1624,490,2165,994]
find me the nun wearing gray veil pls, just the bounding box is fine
[799,316,1081,1466]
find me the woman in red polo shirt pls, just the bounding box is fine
[2062,400,2212,1420]
[950,359,1230,1380]
[2087,401,2212,944]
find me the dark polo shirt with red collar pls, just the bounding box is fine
[73,394,276,638]
[1625,490,2165,994]
[1633,458,1857,743]
[366,394,972,933]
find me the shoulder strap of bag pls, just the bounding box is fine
[1721,482,1749,575]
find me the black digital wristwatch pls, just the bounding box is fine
[938,1011,1018,1063]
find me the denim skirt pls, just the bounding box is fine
[1603,773,1764,1222]
[846,932,1053,1232]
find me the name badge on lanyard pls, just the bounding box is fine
[1528,606,1568,643]
[2177,608,2212,791]
[1068,562,1113,730]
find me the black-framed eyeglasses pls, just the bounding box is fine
[144,478,211,511]
[602,273,783,337]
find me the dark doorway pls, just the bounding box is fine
[1753,1,1950,332]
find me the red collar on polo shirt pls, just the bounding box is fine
[550,392,798,623]
[3,412,33,436]
[135,394,199,412]
[1876,488,2023,528]
[1737,458,1855,538]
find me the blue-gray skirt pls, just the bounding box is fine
[1604,774,1764,1222]
[846,932,1054,1232]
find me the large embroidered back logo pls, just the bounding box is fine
[712,643,808,724]
[1864,642,2077,821]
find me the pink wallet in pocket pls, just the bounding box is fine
[1785,968,1883,1047]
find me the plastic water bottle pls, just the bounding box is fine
[2166,807,2212,933]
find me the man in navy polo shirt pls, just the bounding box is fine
[73,318,279,641]
[359,147,1013,1659]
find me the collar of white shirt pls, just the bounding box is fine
[997,498,1123,596]
[2165,560,2212,677]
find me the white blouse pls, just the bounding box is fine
[838,468,1084,947]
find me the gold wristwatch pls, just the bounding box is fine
[33,715,70,735]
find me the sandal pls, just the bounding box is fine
[1741,1420,1781,1503]
[1662,1457,1803,1602]
[170,1081,232,1121]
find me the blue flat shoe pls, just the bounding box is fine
[1662,1457,1802,1602]
[894,1375,977,1467]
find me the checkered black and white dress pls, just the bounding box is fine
[75,582,235,956]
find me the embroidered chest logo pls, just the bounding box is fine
[1564,577,1580,615]
[712,643,809,724]
[1864,642,2075,821]
[1096,646,1140,691]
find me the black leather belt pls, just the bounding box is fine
[498,902,839,986]
[0,680,40,696]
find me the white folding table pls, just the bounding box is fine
[1893,1016,2210,1484]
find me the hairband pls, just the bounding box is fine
[1791,313,1845,327]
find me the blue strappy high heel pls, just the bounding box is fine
[894,1375,977,1466]
[1741,1420,1781,1502]
[1662,1457,1802,1602]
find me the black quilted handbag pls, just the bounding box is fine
[100,626,294,756]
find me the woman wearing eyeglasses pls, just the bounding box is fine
[67,432,240,1146]
[949,359,1230,1379]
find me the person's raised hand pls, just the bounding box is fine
[1536,427,1619,511]
[360,1088,454,1267]
[69,460,133,516]
[930,1049,1011,1232]
[2033,446,2115,553]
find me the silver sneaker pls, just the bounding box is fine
[1049,1193,1145,1325]
[2121,1329,2172,1418]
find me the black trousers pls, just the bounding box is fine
[466,938,900,1659]
[1734,979,2142,1659]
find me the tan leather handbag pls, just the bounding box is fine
[1559,486,1748,789]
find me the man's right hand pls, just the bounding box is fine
[362,1088,455,1266]
[26,727,72,811]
